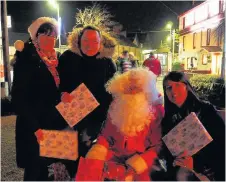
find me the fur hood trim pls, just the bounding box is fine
[28,17,58,40]
[67,27,117,59]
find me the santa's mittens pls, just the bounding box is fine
[103,162,127,181]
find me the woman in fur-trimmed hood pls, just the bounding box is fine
[58,25,117,162]
[67,25,117,59]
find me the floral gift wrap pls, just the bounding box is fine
[40,130,78,161]
[162,112,213,157]
[56,83,100,127]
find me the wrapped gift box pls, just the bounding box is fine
[56,83,100,127]
[162,112,213,157]
[40,130,78,161]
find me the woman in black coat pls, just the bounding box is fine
[159,71,225,181]
[58,26,117,158]
[11,17,67,181]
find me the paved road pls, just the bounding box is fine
[1,116,23,181]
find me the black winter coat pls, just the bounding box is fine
[58,50,116,141]
[11,41,67,168]
[160,94,225,181]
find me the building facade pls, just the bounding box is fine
[178,0,225,75]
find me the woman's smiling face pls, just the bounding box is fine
[80,29,101,56]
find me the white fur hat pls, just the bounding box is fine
[28,17,58,40]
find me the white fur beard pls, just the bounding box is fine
[109,94,153,137]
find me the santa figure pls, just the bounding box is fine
[76,67,164,181]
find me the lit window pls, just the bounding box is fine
[187,57,198,69]
[207,28,211,45]
[185,12,194,27]
[193,33,197,49]
[209,0,220,17]
[183,36,186,51]
[201,31,203,47]
[157,55,166,66]
[195,4,208,23]
[202,55,208,65]
[220,0,225,12]
[183,17,186,29]
[218,26,223,46]
[224,0,226,11]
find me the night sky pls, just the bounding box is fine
[6,1,203,47]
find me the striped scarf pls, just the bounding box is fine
[32,40,60,88]
[122,60,132,73]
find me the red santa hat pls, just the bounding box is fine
[28,17,58,40]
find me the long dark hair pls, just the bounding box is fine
[163,71,201,117]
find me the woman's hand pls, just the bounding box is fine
[34,129,44,143]
[173,151,193,170]
[61,92,73,103]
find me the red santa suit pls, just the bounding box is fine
[95,106,163,180]
[76,68,164,181]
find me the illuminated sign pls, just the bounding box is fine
[182,0,222,29]
[185,12,194,27]
[7,16,11,28]
[195,4,208,23]
[208,0,220,17]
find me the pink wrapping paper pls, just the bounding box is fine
[56,83,100,127]
[162,112,213,157]
[40,130,78,161]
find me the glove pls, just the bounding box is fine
[75,157,105,181]
[61,92,73,103]
[103,162,127,181]
[34,129,44,143]
[173,151,193,170]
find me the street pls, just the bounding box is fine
[1,116,23,181]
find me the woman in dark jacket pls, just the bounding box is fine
[58,25,117,159]
[159,71,225,181]
[11,17,67,181]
